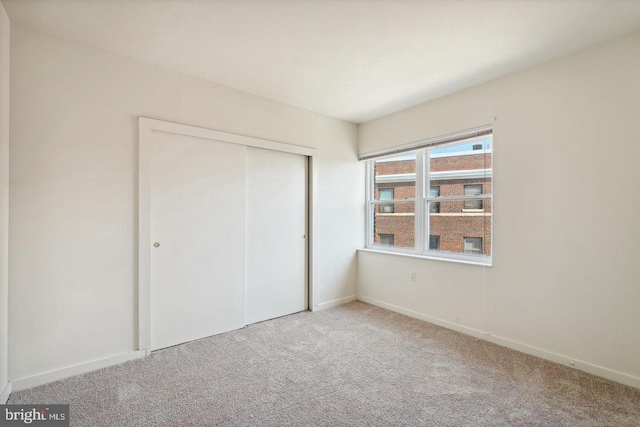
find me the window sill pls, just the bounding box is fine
[358,247,492,267]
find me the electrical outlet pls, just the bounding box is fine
[410,271,416,282]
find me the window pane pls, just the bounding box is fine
[428,138,492,199]
[373,201,415,248]
[374,153,416,200]
[428,199,491,256]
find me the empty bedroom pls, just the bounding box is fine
[0,0,639,426]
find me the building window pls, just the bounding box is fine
[379,234,394,246]
[379,188,394,213]
[429,186,440,213]
[464,184,483,210]
[364,128,492,265]
[464,237,483,254]
[429,235,440,250]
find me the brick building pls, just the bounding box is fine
[374,145,492,256]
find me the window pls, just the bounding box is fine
[429,235,440,250]
[379,188,394,213]
[464,185,483,210]
[379,234,394,246]
[429,186,440,213]
[369,153,416,249]
[364,128,492,265]
[464,237,483,254]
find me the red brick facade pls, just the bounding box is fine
[373,149,492,256]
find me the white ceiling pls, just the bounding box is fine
[4,0,640,123]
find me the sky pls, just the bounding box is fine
[376,138,492,163]
[432,138,492,154]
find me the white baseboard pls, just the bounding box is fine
[10,350,146,392]
[312,294,358,311]
[0,381,10,404]
[358,295,640,390]
[357,295,488,339]
[484,334,640,390]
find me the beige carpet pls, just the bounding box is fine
[8,301,640,426]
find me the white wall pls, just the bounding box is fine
[358,31,640,388]
[0,0,10,404]
[9,25,363,384]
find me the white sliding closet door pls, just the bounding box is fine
[245,147,307,324]
[150,131,246,351]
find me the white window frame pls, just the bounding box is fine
[364,129,493,266]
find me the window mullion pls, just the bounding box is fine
[425,148,432,254]
[415,149,425,252]
[365,161,373,246]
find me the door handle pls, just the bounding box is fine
[154,242,160,248]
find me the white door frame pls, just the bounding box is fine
[138,117,317,355]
